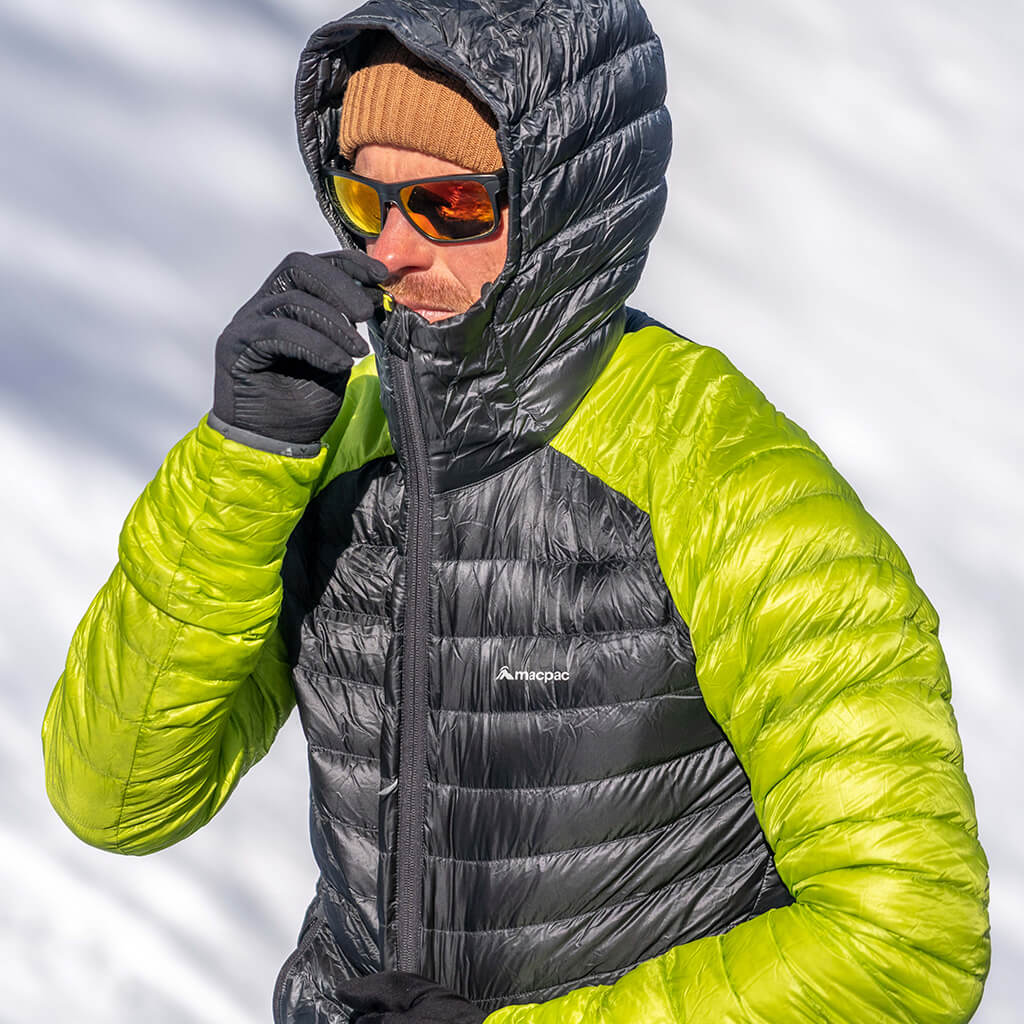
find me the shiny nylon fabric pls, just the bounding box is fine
[490,326,990,1023]
[272,317,988,1021]
[276,388,793,1012]
[43,323,989,1020]
[42,417,318,853]
[294,0,670,490]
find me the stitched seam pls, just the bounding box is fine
[425,785,750,865]
[546,885,769,1020]
[331,541,397,551]
[762,911,831,1022]
[434,690,701,717]
[307,743,379,764]
[313,608,393,627]
[702,555,909,659]
[122,532,294,590]
[505,241,649,326]
[747,672,946,762]
[519,38,659,135]
[73,640,246,720]
[431,739,728,795]
[437,622,675,641]
[311,792,378,837]
[762,754,969,823]
[318,875,378,911]
[72,646,143,724]
[716,930,760,1022]
[701,485,854,584]
[295,665,384,690]
[797,862,983,895]
[700,443,827,506]
[487,940,681,1005]
[802,902,987,979]
[424,843,764,937]
[57,739,133,785]
[780,812,976,848]
[430,555,658,567]
[770,743,962,781]
[102,579,272,675]
[527,105,663,193]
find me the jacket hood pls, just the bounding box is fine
[295,0,671,490]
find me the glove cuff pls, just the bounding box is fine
[206,410,324,459]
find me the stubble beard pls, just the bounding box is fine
[385,273,479,322]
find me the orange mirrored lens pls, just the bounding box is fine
[333,176,382,235]
[400,180,496,240]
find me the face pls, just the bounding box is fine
[352,144,508,324]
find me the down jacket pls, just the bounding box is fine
[43,1,990,1022]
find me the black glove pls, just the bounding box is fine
[337,971,488,1024]
[209,249,387,449]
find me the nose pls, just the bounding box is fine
[367,203,435,279]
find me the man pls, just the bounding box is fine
[42,1,991,1022]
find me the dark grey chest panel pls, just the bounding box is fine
[278,444,791,1009]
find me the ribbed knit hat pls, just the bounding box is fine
[338,36,502,173]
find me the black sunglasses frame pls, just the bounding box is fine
[323,164,508,245]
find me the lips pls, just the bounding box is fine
[384,275,475,323]
[410,306,455,323]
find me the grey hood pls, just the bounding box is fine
[294,0,671,490]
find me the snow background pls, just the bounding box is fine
[1,0,1019,1019]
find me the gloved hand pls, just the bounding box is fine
[337,970,488,1024]
[209,249,388,449]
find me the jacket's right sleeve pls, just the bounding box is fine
[42,414,328,855]
[513,326,990,1024]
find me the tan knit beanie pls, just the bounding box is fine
[338,36,502,173]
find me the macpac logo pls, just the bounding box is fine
[495,664,570,682]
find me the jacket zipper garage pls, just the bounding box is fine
[389,340,432,974]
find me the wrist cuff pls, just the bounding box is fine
[205,410,324,459]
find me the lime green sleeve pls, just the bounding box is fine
[42,360,391,856]
[487,328,990,1023]
[41,414,327,854]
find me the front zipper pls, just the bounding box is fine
[389,341,433,975]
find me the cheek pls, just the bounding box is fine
[479,221,509,284]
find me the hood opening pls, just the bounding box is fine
[293,1,672,489]
[298,24,520,347]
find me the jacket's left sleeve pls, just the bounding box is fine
[486,328,991,1023]
[41,416,324,853]
[42,359,391,855]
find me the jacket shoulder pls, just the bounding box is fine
[552,313,826,513]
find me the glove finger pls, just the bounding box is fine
[253,290,370,358]
[261,251,379,322]
[238,317,363,376]
[336,971,433,1013]
[318,249,390,285]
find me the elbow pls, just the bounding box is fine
[797,866,991,1023]
[42,719,179,857]
[43,754,129,854]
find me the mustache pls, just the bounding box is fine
[384,274,478,314]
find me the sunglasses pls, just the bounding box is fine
[324,164,507,244]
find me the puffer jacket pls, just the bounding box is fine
[43,1,990,1022]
